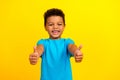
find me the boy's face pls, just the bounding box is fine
[45,16,65,39]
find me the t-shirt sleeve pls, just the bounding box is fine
[37,39,44,46]
[66,38,75,57]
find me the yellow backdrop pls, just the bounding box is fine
[0,0,120,80]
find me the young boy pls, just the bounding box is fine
[29,8,83,80]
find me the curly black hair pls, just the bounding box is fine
[44,8,65,26]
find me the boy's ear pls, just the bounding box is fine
[44,26,48,31]
[64,24,66,27]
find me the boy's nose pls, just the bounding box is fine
[53,25,58,29]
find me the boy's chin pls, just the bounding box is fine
[50,35,61,39]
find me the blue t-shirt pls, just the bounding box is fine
[37,38,74,80]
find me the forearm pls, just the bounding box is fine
[68,44,78,55]
[36,44,44,56]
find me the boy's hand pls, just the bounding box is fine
[29,46,40,65]
[74,45,83,62]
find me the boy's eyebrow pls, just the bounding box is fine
[47,22,53,24]
[47,21,63,23]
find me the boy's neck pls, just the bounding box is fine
[49,37,61,40]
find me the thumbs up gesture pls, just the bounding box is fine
[74,45,83,62]
[29,46,40,65]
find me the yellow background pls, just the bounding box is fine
[0,0,120,80]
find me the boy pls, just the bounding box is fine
[29,8,83,80]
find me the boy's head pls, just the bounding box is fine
[44,8,65,26]
[44,8,65,39]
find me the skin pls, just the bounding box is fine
[45,16,65,39]
[29,16,83,65]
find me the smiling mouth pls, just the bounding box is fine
[52,30,60,35]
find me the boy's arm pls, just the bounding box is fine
[68,44,78,55]
[36,44,44,57]
[68,44,83,62]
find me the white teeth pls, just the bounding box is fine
[52,30,59,32]
[52,30,60,34]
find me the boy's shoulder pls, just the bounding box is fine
[38,38,74,44]
[37,38,74,46]
[37,38,74,41]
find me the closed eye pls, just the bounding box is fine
[48,23,53,26]
[57,23,62,26]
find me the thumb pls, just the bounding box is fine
[78,44,82,50]
[33,46,38,54]
[33,46,40,58]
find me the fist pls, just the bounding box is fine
[74,45,83,62]
[74,50,83,62]
[29,46,39,65]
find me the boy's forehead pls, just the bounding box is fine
[46,16,64,22]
